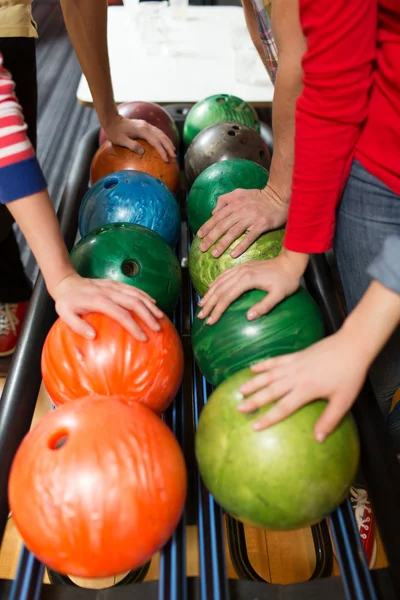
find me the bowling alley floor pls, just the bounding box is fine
[0,376,389,589]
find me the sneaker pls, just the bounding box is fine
[0,302,28,357]
[350,486,377,568]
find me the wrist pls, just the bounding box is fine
[280,247,309,277]
[264,178,291,207]
[46,264,76,300]
[96,103,119,132]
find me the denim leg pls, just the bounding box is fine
[334,160,400,451]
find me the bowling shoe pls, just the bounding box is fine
[350,486,377,568]
[0,302,28,357]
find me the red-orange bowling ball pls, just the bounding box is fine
[99,101,180,147]
[41,312,184,413]
[9,397,187,577]
[90,140,180,193]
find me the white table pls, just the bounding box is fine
[76,5,274,106]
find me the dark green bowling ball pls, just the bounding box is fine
[183,94,260,148]
[189,229,284,297]
[187,159,269,235]
[192,289,324,386]
[70,222,181,315]
[195,368,360,530]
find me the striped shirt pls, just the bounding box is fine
[0,53,46,204]
[251,0,278,84]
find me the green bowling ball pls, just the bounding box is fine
[183,94,260,148]
[70,222,181,315]
[187,159,269,235]
[192,289,324,386]
[195,368,360,530]
[189,229,285,297]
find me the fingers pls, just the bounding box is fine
[123,138,145,155]
[198,209,240,249]
[198,278,248,324]
[230,229,262,258]
[210,223,249,258]
[246,291,284,320]
[249,354,294,374]
[212,193,230,213]
[109,290,162,332]
[56,307,96,340]
[95,280,163,319]
[239,361,292,394]
[251,391,304,431]
[238,377,290,413]
[314,397,352,442]
[90,296,149,341]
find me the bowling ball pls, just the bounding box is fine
[71,223,181,315]
[99,101,180,147]
[189,228,284,297]
[192,289,324,386]
[9,397,187,577]
[78,170,180,247]
[41,312,184,413]
[195,368,359,530]
[185,122,271,188]
[187,159,269,234]
[183,94,260,148]
[90,140,180,193]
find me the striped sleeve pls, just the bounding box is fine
[0,53,47,204]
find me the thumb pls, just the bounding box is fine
[247,291,282,320]
[313,397,350,443]
[57,307,96,339]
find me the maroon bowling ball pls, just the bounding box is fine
[99,101,180,147]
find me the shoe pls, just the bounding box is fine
[0,302,28,357]
[350,486,377,568]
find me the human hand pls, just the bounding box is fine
[103,115,176,163]
[197,185,288,258]
[53,273,164,341]
[198,249,307,324]
[237,330,369,442]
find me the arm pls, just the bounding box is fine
[242,0,278,83]
[0,55,162,340]
[60,0,175,160]
[238,236,400,439]
[196,0,305,256]
[284,0,377,253]
[268,0,305,203]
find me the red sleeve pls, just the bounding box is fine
[283,0,378,254]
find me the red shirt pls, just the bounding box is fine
[284,0,400,253]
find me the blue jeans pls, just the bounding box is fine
[334,159,400,452]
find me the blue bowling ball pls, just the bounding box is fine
[79,170,181,247]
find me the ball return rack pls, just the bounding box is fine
[0,120,400,600]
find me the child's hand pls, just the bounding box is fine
[237,331,369,441]
[53,273,164,341]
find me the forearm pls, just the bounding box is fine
[7,191,75,298]
[242,0,277,83]
[268,0,305,203]
[341,280,400,369]
[60,0,118,128]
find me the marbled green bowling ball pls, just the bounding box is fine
[196,368,360,530]
[192,289,324,386]
[189,229,284,297]
[183,94,260,148]
[71,223,181,315]
[187,159,269,235]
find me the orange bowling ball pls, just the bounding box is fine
[90,140,180,193]
[9,397,187,577]
[41,312,184,413]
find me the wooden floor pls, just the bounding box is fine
[0,378,388,590]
